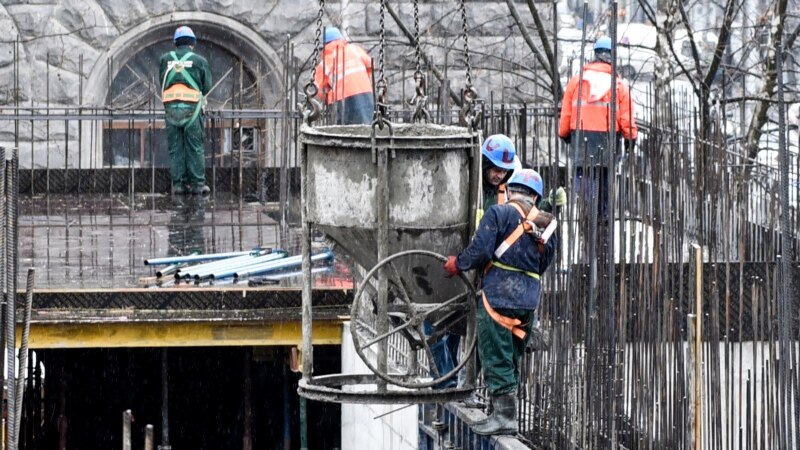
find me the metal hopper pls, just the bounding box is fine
[298,123,481,403]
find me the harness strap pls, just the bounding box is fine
[493,202,539,259]
[162,51,203,125]
[488,260,540,280]
[482,292,527,340]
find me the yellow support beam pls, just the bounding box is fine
[17,321,342,349]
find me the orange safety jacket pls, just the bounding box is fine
[314,39,373,105]
[558,61,638,141]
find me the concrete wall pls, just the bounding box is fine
[340,321,418,450]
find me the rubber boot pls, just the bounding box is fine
[472,391,518,436]
[461,391,486,409]
[191,184,210,195]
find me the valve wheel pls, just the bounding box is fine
[350,250,477,389]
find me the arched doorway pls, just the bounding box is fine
[83,12,285,168]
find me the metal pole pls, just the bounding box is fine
[145,425,154,450]
[375,140,389,393]
[243,349,252,450]
[12,269,34,447]
[122,410,132,450]
[0,146,6,443]
[299,397,308,450]
[774,32,796,450]
[5,148,18,450]
[283,362,291,450]
[159,349,170,450]
[300,139,313,379]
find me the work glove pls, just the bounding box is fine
[624,139,635,152]
[550,187,567,207]
[560,134,571,146]
[443,256,461,278]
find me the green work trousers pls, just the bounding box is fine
[477,299,533,396]
[165,103,205,188]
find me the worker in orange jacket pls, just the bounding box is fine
[314,27,374,125]
[559,36,637,225]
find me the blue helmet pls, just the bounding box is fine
[594,37,612,52]
[507,169,544,198]
[324,27,345,44]
[481,134,517,171]
[173,26,196,43]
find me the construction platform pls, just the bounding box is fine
[15,191,353,348]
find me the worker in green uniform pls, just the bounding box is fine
[159,26,213,195]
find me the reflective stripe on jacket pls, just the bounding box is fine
[314,39,373,105]
[558,61,637,140]
[163,83,201,103]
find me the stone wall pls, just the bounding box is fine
[0,0,553,168]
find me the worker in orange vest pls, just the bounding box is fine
[314,27,374,125]
[159,26,213,196]
[444,169,558,435]
[559,36,637,224]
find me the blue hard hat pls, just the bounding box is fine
[173,26,196,43]
[324,27,345,44]
[507,169,544,199]
[481,134,517,171]
[594,37,612,52]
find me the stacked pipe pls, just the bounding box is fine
[144,249,334,284]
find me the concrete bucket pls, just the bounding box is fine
[297,123,480,403]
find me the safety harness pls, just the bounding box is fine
[481,201,558,340]
[161,51,203,125]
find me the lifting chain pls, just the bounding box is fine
[408,0,430,124]
[373,0,390,129]
[458,0,481,130]
[301,0,325,124]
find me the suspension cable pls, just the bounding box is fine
[458,0,480,130]
[302,0,325,124]
[374,0,389,128]
[409,0,430,123]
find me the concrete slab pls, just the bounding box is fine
[17,192,351,290]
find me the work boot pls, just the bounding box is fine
[472,391,518,436]
[191,184,211,195]
[460,391,486,409]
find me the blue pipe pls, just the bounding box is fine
[177,250,277,279]
[145,249,263,266]
[232,251,334,279]
[201,252,288,280]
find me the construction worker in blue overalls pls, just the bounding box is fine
[444,169,559,435]
[159,26,213,195]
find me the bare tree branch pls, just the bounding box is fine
[702,0,738,89]
[676,0,704,75]
[524,0,561,98]
[384,1,462,107]
[505,0,553,83]
[745,0,791,158]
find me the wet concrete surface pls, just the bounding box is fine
[18,193,352,290]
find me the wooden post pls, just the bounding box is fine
[687,244,703,450]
